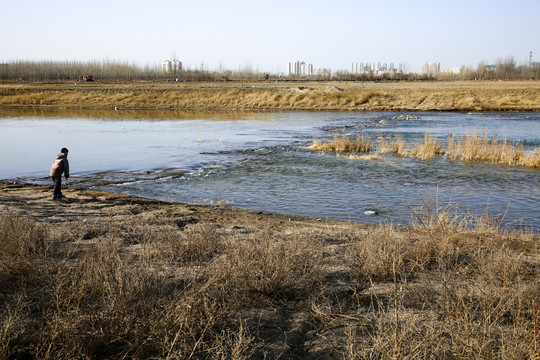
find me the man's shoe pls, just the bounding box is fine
[52,195,60,200]
[58,194,66,199]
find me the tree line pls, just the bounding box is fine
[1,58,538,82]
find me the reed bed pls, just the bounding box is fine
[313,131,540,168]
[447,133,540,167]
[310,133,373,153]
[1,197,538,359]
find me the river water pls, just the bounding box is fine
[1,109,539,229]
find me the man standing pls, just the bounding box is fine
[50,148,70,200]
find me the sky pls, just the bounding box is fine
[1,0,539,73]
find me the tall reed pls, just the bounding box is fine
[447,133,540,167]
[380,133,443,159]
[310,133,372,153]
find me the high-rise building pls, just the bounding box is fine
[422,62,440,76]
[162,60,171,73]
[349,61,404,74]
[162,59,182,73]
[286,60,314,76]
[172,59,182,72]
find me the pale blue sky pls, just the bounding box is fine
[1,0,538,73]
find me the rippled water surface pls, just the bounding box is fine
[1,109,539,229]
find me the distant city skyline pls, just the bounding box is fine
[1,0,538,74]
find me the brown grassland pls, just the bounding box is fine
[0,80,539,112]
[1,182,539,359]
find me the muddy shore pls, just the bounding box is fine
[0,181,356,231]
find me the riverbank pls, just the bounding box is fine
[1,80,539,112]
[1,181,538,359]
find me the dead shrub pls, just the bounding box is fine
[212,228,323,300]
[0,212,55,285]
[173,223,221,265]
[347,224,438,290]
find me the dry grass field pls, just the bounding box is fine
[0,80,539,111]
[1,182,538,359]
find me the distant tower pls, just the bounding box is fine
[162,60,172,73]
[172,59,182,72]
[530,51,533,67]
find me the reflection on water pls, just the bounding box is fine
[0,107,271,121]
[1,108,539,229]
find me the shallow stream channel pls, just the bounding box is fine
[1,109,539,230]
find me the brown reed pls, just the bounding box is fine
[446,133,540,167]
[309,133,373,153]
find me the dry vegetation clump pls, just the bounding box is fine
[212,228,324,300]
[380,134,444,159]
[379,135,406,156]
[310,133,373,153]
[447,133,540,168]
[319,131,540,168]
[407,133,445,159]
[0,203,538,359]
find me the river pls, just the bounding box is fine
[1,109,539,229]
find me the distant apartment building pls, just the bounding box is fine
[162,59,182,73]
[286,60,315,76]
[350,61,405,74]
[441,67,461,75]
[421,62,440,76]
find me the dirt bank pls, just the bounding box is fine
[1,80,539,112]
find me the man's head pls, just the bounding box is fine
[61,148,69,154]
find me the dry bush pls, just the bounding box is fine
[400,248,540,359]
[209,228,324,301]
[0,212,57,285]
[346,224,438,290]
[310,132,373,153]
[172,223,222,265]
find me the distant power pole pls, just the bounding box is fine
[530,51,533,67]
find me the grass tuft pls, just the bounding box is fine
[310,133,372,153]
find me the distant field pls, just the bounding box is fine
[0,80,539,112]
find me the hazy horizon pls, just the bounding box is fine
[1,0,538,73]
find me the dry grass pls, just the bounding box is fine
[320,131,540,168]
[1,198,538,359]
[380,135,406,156]
[447,133,540,168]
[1,80,539,111]
[380,134,444,159]
[310,133,373,153]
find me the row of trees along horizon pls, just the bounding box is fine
[0,57,538,82]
